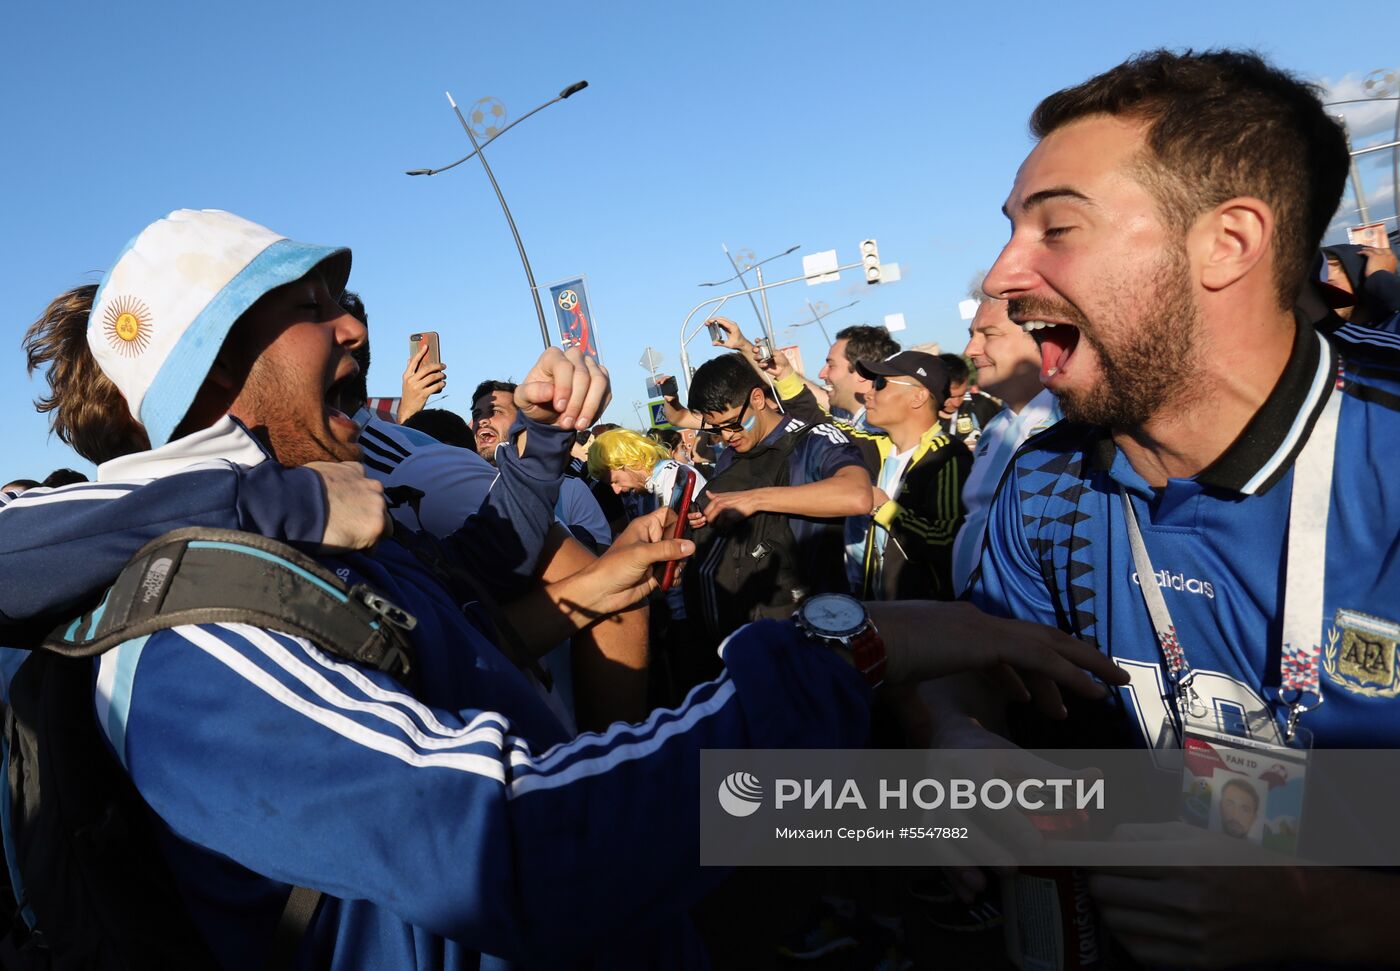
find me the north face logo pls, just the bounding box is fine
[140,557,173,605]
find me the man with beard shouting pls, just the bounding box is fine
[955,49,1400,968]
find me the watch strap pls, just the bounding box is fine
[849,625,886,689]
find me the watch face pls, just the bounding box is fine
[800,593,867,637]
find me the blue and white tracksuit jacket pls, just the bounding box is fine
[0,417,871,969]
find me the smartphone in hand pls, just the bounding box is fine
[408,332,441,370]
[655,467,697,592]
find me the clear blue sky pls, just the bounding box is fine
[2,1,1396,479]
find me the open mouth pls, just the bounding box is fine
[325,372,357,422]
[1020,320,1081,381]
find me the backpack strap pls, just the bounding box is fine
[21,527,420,969]
[268,884,323,970]
[43,527,417,685]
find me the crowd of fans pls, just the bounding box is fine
[1,46,1400,971]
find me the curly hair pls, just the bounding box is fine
[23,285,150,464]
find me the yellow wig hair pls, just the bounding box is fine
[588,428,672,479]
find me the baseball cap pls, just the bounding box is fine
[88,209,351,447]
[856,351,950,399]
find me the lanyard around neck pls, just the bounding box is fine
[1120,377,1341,741]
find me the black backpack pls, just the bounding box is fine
[683,421,844,642]
[0,528,419,970]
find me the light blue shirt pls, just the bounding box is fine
[556,475,612,550]
[952,388,1061,594]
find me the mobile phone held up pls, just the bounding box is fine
[655,467,697,593]
[706,320,726,344]
[408,332,441,370]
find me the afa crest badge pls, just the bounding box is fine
[1324,609,1400,698]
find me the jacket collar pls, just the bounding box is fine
[1090,320,1336,496]
[880,420,956,464]
[97,415,273,482]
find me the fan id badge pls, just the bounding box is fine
[1178,720,1311,856]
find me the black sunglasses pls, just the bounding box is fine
[703,396,753,434]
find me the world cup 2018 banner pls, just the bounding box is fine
[547,276,601,364]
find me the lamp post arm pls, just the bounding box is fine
[806,303,832,346]
[724,243,769,335]
[1350,138,1400,157]
[698,244,801,287]
[447,92,552,350]
[409,94,568,176]
[678,295,736,397]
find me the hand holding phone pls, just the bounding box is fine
[654,467,697,592]
[400,332,446,423]
[707,317,747,349]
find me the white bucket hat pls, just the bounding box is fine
[88,209,351,447]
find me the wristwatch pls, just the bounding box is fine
[793,593,886,688]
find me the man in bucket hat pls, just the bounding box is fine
[5,209,1126,968]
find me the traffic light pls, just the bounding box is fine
[861,239,881,284]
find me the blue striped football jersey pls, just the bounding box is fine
[969,320,1400,749]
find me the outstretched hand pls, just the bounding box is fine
[514,346,610,431]
[870,600,1128,718]
[708,316,750,350]
[398,344,447,423]
[570,507,695,619]
[658,383,702,430]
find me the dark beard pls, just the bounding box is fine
[1056,249,1200,429]
[239,355,360,467]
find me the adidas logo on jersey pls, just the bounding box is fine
[1131,568,1215,599]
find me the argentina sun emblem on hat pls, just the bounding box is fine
[87,209,350,447]
[101,294,154,357]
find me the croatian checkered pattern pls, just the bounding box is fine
[1157,624,1187,680]
[1281,641,1321,694]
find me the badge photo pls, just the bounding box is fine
[1179,724,1309,856]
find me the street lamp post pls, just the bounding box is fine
[1325,73,1400,234]
[407,81,589,350]
[699,244,798,346]
[722,244,768,336]
[678,255,886,396]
